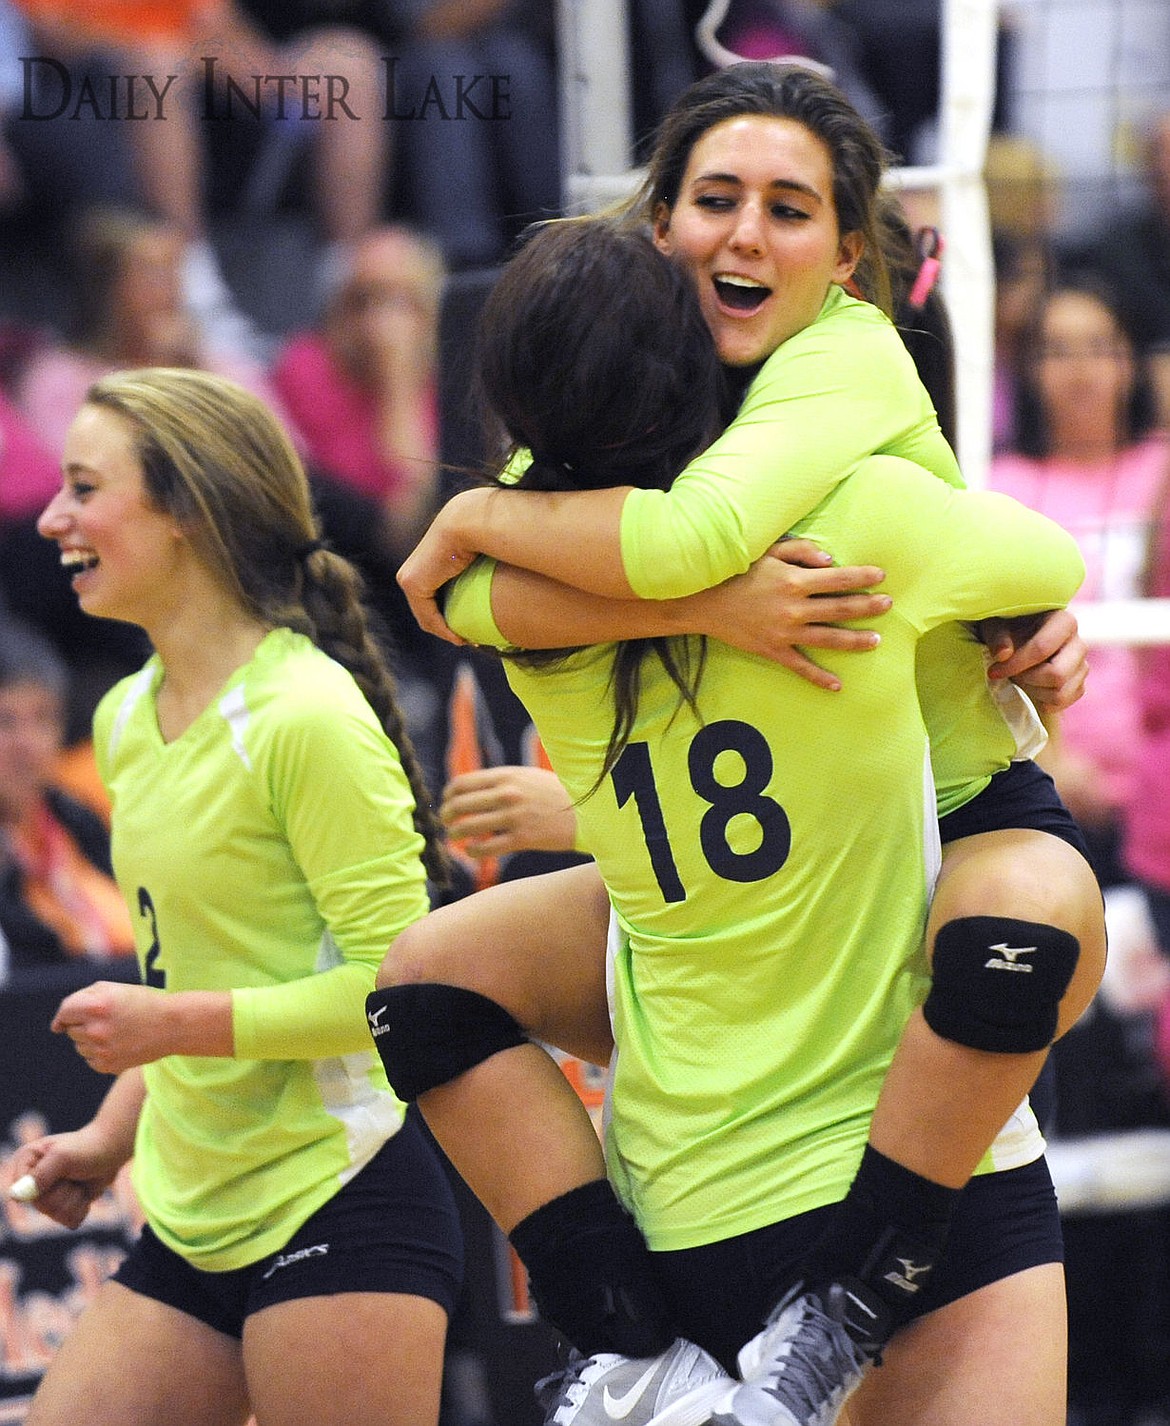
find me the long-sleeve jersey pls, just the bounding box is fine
[93,628,431,1270]
[446,455,1084,1250]
[617,284,1042,815]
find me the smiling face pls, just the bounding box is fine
[37,403,186,630]
[652,114,863,368]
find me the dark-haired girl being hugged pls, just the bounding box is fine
[379,214,1090,1426]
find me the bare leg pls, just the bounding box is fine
[121,40,207,239]
[849,1264,1067,1426]
[379,862,613,1232]
[244,1292,448,1426]
[377,864,676,1361]
[126,27,387,248]
[25,1280,250,1426]
[737,829,1102,1426]
[279,28,389,243]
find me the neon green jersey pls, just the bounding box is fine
[446,456,1084,1249]
[94,628,430,1270]
[618,285,1036,814]
[619,286,961,596]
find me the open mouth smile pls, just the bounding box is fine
[61,548,100,574]
[713,273,772,313]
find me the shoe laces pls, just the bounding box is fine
[535,1351,614,1423]
[758,1289,871,1417]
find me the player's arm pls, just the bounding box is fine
[63,698,432,1068]
[232,699,433,1061]
[397,481,634,643]
[51,981,233,1073]
[617,307,958,599]
[397,309,948,638]
[872,466,1085,630]
[477,544,890,692]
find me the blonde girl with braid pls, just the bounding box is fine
[2,367,462,1426]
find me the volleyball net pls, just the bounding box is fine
[555,0,998,479]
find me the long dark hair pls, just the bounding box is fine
[476,219,734,784]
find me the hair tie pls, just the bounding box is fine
[295,538,325,563]
[908,228,943,310]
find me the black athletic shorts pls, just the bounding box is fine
[112,1114,464,1339]
[650,1156,1063,1374]
[939,759,1090,859]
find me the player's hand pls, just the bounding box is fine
[689,539,891,691]
[4,1127,126,1230]
[397,492,482,644]
[51,982,174,1075]
[441,766,578,857]
[981,609,1088,711]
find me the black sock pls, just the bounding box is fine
[509,1179,676,1358]
[804,1146,959,1327]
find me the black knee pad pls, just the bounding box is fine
[365,983,529,1101]
[922,916,1080,1053]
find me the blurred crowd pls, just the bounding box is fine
[0,2,1168,1424]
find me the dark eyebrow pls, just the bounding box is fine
[691,171,824,203]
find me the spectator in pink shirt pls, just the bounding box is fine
[273,225,445,564]
[0,382,60,524]
[991,273,1168,886]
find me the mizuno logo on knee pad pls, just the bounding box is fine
[985,942,1037,971]
[923,916,1080,1053]
[364,983,529,1100]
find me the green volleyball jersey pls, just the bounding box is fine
[446,456,1084,1250]
[93,628,430,1270]
[619,286,961,596]
[618,284,1036,815]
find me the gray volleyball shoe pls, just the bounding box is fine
[710,1278,891,1426]
[537,1339,735,1426]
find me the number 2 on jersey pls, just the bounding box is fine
[139,886,166,988]
[611,719,792,903]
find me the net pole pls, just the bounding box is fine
[938,0,999,487]
[556,0,634,214]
